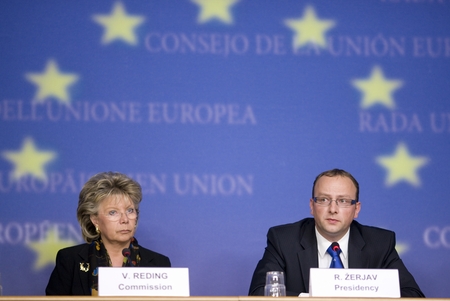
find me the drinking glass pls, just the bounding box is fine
[264,271,286,297]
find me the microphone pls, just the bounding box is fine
[331,242,340,253]
[122,248,132,266]
[328,242,344,268]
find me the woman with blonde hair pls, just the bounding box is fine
[46,172,170,295]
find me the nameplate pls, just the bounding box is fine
[98,267,189,296]
[309,268,400,298]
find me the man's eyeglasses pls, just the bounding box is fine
[100,208,138,221]
[313,197,358,208]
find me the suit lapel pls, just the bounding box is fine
[297,220,318,291]
[77,247,91,295]
[348,221,368,268]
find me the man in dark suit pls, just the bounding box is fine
[249,168,424,297]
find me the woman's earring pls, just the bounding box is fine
[96,226,100,234]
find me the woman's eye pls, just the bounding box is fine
[127,208,135,214]
[108,210,117,216]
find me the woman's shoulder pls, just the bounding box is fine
[56,243,90,257]
[139,245,169,259]
[139,246,171,267]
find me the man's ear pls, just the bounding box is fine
[353,202,361,219]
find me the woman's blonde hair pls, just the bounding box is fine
[77,172,142,243]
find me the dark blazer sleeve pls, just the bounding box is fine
[46,245,90,295]
[248,227,289,296]
[46,248,75,295]
[349,222,425,298]
[249,219,316,296]
[378,232,424,297]
[389,245,425,297]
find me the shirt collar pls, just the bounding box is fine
[315,227,350,259]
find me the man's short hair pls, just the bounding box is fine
[312,168,359,201]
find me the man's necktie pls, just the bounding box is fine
[327,242,344,268]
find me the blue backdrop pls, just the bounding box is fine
[1,0,449,297]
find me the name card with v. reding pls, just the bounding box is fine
[309,268,400,298]
[98,267,189,296]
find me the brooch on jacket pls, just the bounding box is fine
[80,262,90,272]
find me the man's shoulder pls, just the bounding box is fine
[351,220,395,237]
[269,218,314,234]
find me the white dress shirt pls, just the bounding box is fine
[315,227,350,268]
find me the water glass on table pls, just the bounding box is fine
[264,271,286,297]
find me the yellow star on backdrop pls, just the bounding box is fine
[377,142,429,187]
[2,137,56,182]
[191,0,239,24]
[27,229,76,270]
[93,1,145,45]
[395,242,409,256]
[352,66,403,109]
[25,59,79,104]
[284,5,335,49]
